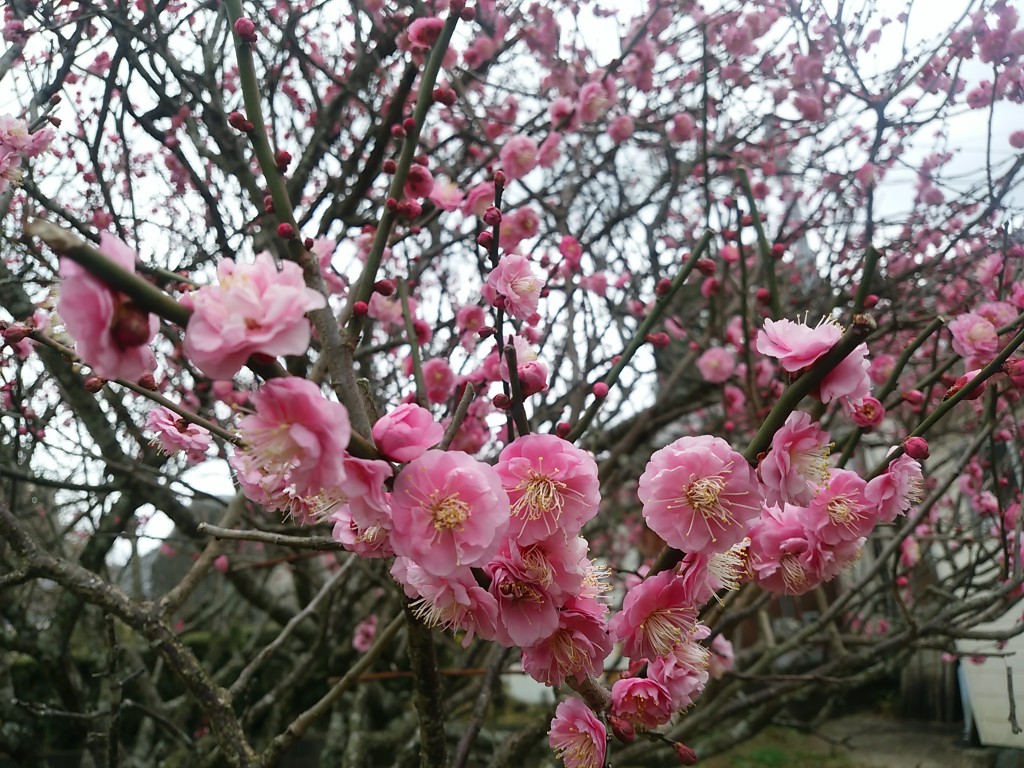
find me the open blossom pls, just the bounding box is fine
[483,253,541,319]
[392,558,499,646]
[949,312,999,362]
[521,595,611,685]
[697,346,736,383]
[146,406,211,464]
[372,403,444,463]
[609,570,699,661]
[495,434,600,544]
[759,411,831,507]
[389,450,510,577]
[499,134,539,179]
[236,377,351,501]
[807,468,872,544]
[184,253,326,380]
[638,435,762,554]
[817,343,871,404]
[57,233,159,380]
[756,317,841,372]
[865,454,924,524]
[330,504,394,559]
[487,549,561,647]
[549,698,606,768]
[646,629,711,709]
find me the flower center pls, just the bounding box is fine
[827,495,858,526]
[780,554,807,593]
[513,470,565,522]
[795,443,831,485]
[428,492,470,531]
[639,607,694,657]
[685,474,729,521]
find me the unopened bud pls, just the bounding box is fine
[382,159,397,173]
[233,17,257,43]
[694,257,716,276]
[655,277,672,296]
[483,206,502,226]
[610,715,635,744]
[274,149,292,171]
[2,325,31,345]
[477,230,493,248]
[276,222,295,239]
[671,742,699,765]
[137,372,157,391]
[555,422,571,438]
[402,117,417,133]
[84,376,105,393]
[352,301,369,317]
[373,279,396,296]
[492,393,511,410]
[903,436,930,460]
[592,382,609,399]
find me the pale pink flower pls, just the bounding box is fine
[697,347,736,383]
[609,570,699,661]
[548,698,606,768]
[638,435,762,555]
[57,233,159,380]
[499,134,539,179]
[538,132,562,166]
[330,504,394,558]
[678,540,749,607]
[236,377,351,500]
[756,318,841,372]
[578,80,614,123]
[483,253,541,319]
[521,595,611,685]
[184,253,326,380]
[339,454,393,530]
[495,434,600,544]
[610,677,673,731]
[708,634,735,680]
[647,631,710,709]
[371,403,444,463]
[949,312,999,362]
[461,181,494,218]
[146,406,211,464]
[816,343,871,404]
[865,454,924,524]
[391,558,498,646]
[428,177,464,211]
[389,450,510,577]
[758,411,831,507]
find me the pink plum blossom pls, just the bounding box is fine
[807,468,872,544]
[392,558,498,646]
[235,377,351,503]
[499,134,539,179]
[495,434,600,544]
[697,346,737,383]
[483,253,541,319]
[487,546,561,647]
[548,698,606,768]
[422,357,455,404]
[371,403,444,463]
[758,411,831,507]
[638,435,762,555]
[865,454,924,524]
[146,406,211,464]
[57,233,159,380]
[389,450,510,577]
[330,504,394,559]
[816,343,871,405]
[647,630,711,709]
[756,317,841,372]
[610,677,673,731]
[521,595,611,685]
[184,253,326,380]
[609,570,699,660]
[949,312,999,362]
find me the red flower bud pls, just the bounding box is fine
[770,243,786,259]
[84,376,105,393]
[374,279,396,296]
[493,170,506,188]
[592,382,609,398]
[276,222,295,239]
[903,436,930,460]
[655,277,672,296]
[483,206,502,226]
[3,325,31,345]
[555,422,571,438]
[672,741,699,765]
[233,17,257,42]
[478,326,496,339]
[274,149,292,171]
[610,715,635,744]
[353,301,369,317]
[303,237,314,249]
[390,124,406,139]
[492,393,511,410]
[646,332,670,348]
[263,194,275,213]
[382,159,397,173]
[385,197,400,212]
[403,117,417,133]
[477,230,493,248]
[694,257,716,276]
[137,372,157,391]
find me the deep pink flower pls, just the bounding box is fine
[646,634,710,710]
[391,557,499,646]
[236,377,351,500]
[404,164,435,199]
[610,677,673,731]
[816,343,871,404]
[389,450,510,577]
[422,358,455,404]
[758,411,831,507]
[548,698,606,768]
[146,406,211,464]
[372,403,444,463]
[352,614,378,652]
[638,435,762,554]
[57,233,159,380]
[184,253,326,380]
[495,434,600,544]
[756,318,841,372]
[330,504,394,559]
[609,570,699,661]
[407,16,444,49]
[521,595,611,685]
[487,549,561,647]
[807,468,872,544]
[483,253,541,319]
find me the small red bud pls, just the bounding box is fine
[137,372,157,391]
[478,326,496,339]
[477,230,494,248]
[382,158,397,173]
[740,214,753,227]
[374,279,396,296]
[694,257,716,275]
[555,422,572,438]
[390,124,406,139]
[303,237,314,249]
[84,376,105,393]
[233,17,257,42]
[228,111,250,131]
[646,332,670,348]
[493,170,506,188]
[274,149,292,171]
[901,389,925,406]
[592,382,609,399]
[722,196,736,208]
[402,117,417,133]
[263,194,275,213]
[483,206,502,226]
[770,243,786,259]
[671,741,699,766]
[385,197,400,212]
[3,325,31,345]
[492,295,508,310]
[432,87,457,106]
[863,293,879,309]
[460,6,475,20]
[755,287,771,304]
[276,222,295,239]
[903,436,930,460]
[655,277,672,296]
[492,393,512,410]
[48,116,62,127]
[353,301,369,317]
